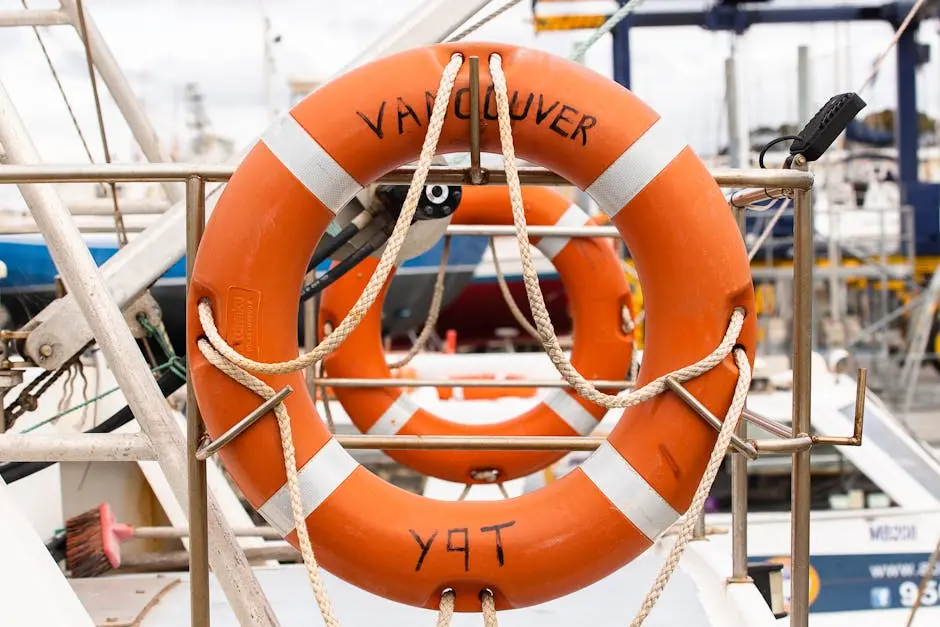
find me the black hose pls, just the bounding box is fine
[0,368,186,484]
[306,222,361,273]
[299,237,382,304]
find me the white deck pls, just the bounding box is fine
[117,539,772,627]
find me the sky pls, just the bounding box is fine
[0,0,937,177]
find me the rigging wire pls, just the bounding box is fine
[19,1,98,169]
[446,0,524,42]
[858,0,928,94]
[74,0,128,248]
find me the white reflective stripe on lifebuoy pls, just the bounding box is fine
[261,114,362,213]
[258,438,359,536]
[585,118,686,219]
[366,394,421,435]
[535,203,591,260]
[579,441,679,541]
[542,389,598,435]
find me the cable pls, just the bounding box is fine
[859,0,927,94]
[306,202,381,273]
[300,232,386,303]
[74,0,127,247]
[445,0,524,42]
[758,135,800,169]
[0,368,185,484]
[307,223,360,273]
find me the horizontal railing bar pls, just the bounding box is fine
[728,187,789,208]
[0,430,834,460]
[0,10,69,27]
[312,377,633,389]
[0,163,234,183]
[334,433,827,453]
[336,434,606,451]
[0,433,155,462]
[446,225,621,237]
[0,163,814,190]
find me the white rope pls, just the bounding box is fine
[387,236,451,369]
[436,590,456,626]
[746,197,788,261]
[629,348,751,626]
[196,53,464,376]
[488,52,745,409]
[435,589,498,626]
[490,237,540,340]
[569,0,649,63]
[197,337,340,627]
[482,590,499,627]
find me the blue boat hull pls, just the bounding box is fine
[0,234,488,355]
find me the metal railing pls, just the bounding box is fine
[0,159,865,627]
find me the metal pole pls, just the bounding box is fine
[0,433,155,461]
[314,377,634,388]
[725,50,748,170]
[468,56,483,184]
[303,298,318,400]
[0,163,814,189]
[790,156,814,627]
[731,203,750,582]
[186,176,210,627]
[0,9,69,26]
[331,433,814,453]
[57,0,182,204]
[797,45,811,124]
[0,80,279,627]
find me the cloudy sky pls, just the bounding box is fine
[0,0,937,173]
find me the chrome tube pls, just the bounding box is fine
[186,176,210,627]
[731,202,749,582]
[790,158,814,627]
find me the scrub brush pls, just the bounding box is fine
[64,502,133,577]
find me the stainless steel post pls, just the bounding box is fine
[303,298,317,400]
[731,204,750,582]
[790,156,814,626]
[186,176,210,626]
[0,80,279,627]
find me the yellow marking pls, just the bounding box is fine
[533,14,608,32]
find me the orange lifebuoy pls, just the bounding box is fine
[319,185,633,482]
[188,43,755,611]
[435,373,538,401]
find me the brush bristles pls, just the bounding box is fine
[65,505,118,577]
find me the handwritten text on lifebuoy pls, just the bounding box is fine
[356,87,596,146]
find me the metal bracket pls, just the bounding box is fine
[811,368,866,447]
[744,368,867,454]
[123,290,163,339]
[664,377,758,459]
[195,385,293,460]
[667,367,868,458]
